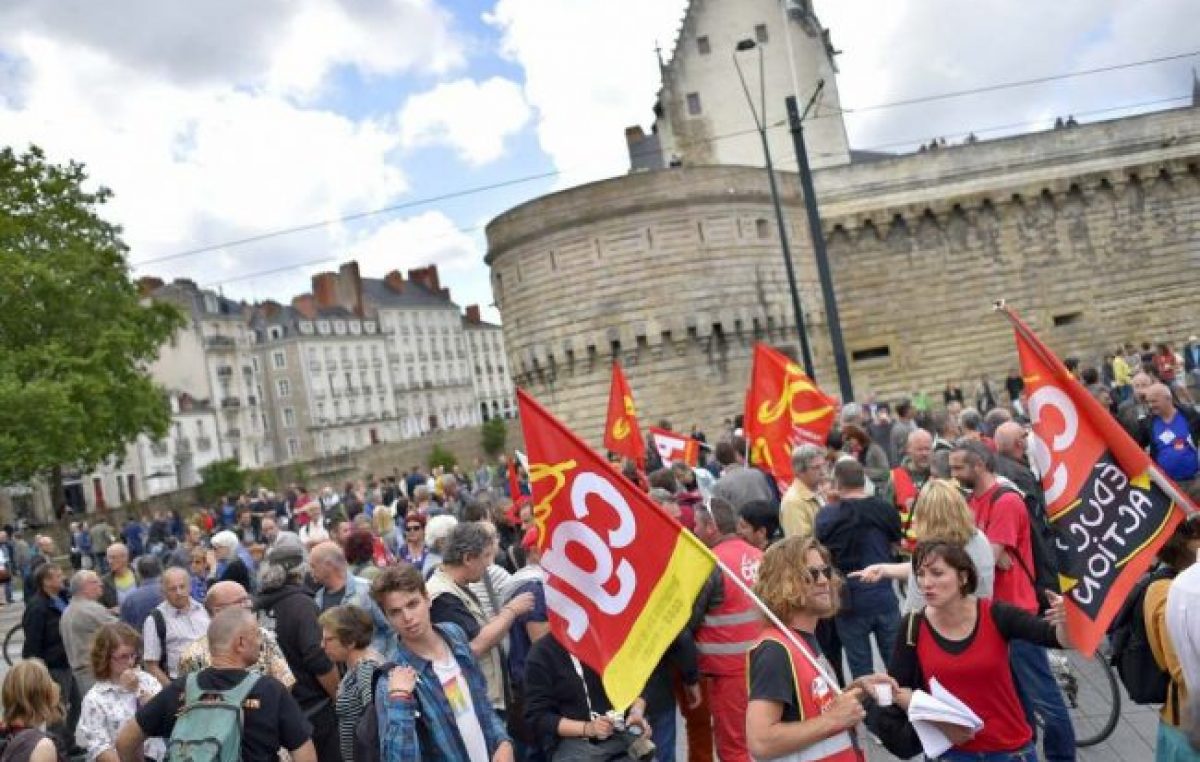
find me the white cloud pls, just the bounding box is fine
[349,211,483,275]
[399,77,532,165]
[0,1,468,297]
[486,0,688,187]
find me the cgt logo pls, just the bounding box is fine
[1027,385,1080,509]
[542,471,638,641]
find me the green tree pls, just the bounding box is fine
[0,146,185,504]
[481,418,507,457]
[428,444,458,471]
[197,459,246,504]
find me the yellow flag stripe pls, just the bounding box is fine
[601,534,716,710]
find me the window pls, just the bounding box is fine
[697,36,711,55]
[268,327,283,340]
[851,346,891,362]
[272,351,286,369]
[755,24,769,43]
[686,92,702,116]
[1053,312,1083,327]
[251,357,260,373]
[277,379,291,397]
[283,408,296,428]
[755,218,770,239]
[287,438,300,457]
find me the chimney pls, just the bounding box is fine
[337,261,365,316]
[407,265,441,294]
[625,126,646,146]
[136,276,164,297]
[384,270,405,294]
[292,294,317,319]
[312,272,337,309]
[465,305,481,324]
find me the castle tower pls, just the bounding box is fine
[628,0,850,171]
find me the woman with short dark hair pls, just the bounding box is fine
[868,541,1073,762]
[319,605,386,762]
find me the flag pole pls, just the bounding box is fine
[675,527,844,694]
[994,300,1199,515]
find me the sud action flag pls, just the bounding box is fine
[649,426,700,467]
[743,343,836,487]
[1003,306,1188,657]
[603,362,645,467]
[518,389,716,709]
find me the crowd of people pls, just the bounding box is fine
[0,338,1198,762]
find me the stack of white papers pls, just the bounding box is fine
[907,678,985,758]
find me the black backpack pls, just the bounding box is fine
[991,485,1060,611]
[1109,566,1175,704]
[352,662,395,762]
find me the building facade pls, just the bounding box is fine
[464,305,516,421]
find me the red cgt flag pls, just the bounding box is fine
[649,426,700,467]
[518,389,715,709]
[1003,306,1188,656]
[743,343,836,487]
[603,362,645,467]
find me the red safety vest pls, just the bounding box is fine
[696,537,763,676]
[750,625,862,762]
[890,466,920,554]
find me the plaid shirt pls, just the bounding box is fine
[379,623,510,762]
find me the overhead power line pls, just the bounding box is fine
[136,49,1199,271]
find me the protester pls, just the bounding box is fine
[76,622,164,762]
[736,500,780,551]
[693,497,763,762]
[883,428,934,556]
[0,659,65,762]
[746,536,883,761]
[1166,533,1200,754]
[780,444,826,539]
[1144,516,1200,760]
[345,528,383,581]
[868,542,1071,762]
[99,543,136,610]
[499,528,551,759]
[22,562,79,748]
[370,563,515,761]
[60,570,118,696]
[853,479,995,612]
[815,459,903,679]
[839,423,890,489]
[118,556,163,630]
[141,566,210,687]
[712,438,776,510]
[117,608,317,762]
[310,540,392,654]
[427,522,535,719]
[1138,382,1200,502]
[208,530,252,590]
[951,441,1076,761]
[318,605,387,762]
[177,581,295,688]
[254,542,340,760]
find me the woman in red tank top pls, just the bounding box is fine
[866,541,1071,762]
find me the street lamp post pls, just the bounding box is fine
[786,89,854,402]
[733,39,815,379]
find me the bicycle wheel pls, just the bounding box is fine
[3,624,21,666]
[1052,648,1121,747]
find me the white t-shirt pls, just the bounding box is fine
[1167,560,1200,700]
[432,652,489,762]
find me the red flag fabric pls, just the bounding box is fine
[602,362,645,467]
[649,426,700,467]
[1005,307,1187,656]
[518,389,715,708]
[507,457,522,502]
[743,343,836,487]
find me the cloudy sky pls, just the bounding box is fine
[0,0,1194,321]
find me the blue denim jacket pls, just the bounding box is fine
[315,575,394,656]
[378,622,510,761]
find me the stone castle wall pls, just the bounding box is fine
[486,107,1200,446]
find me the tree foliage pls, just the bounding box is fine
[427,443,458,471]
[0,146,185,487]
[481,417,507,457]
[197,459,246,504]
